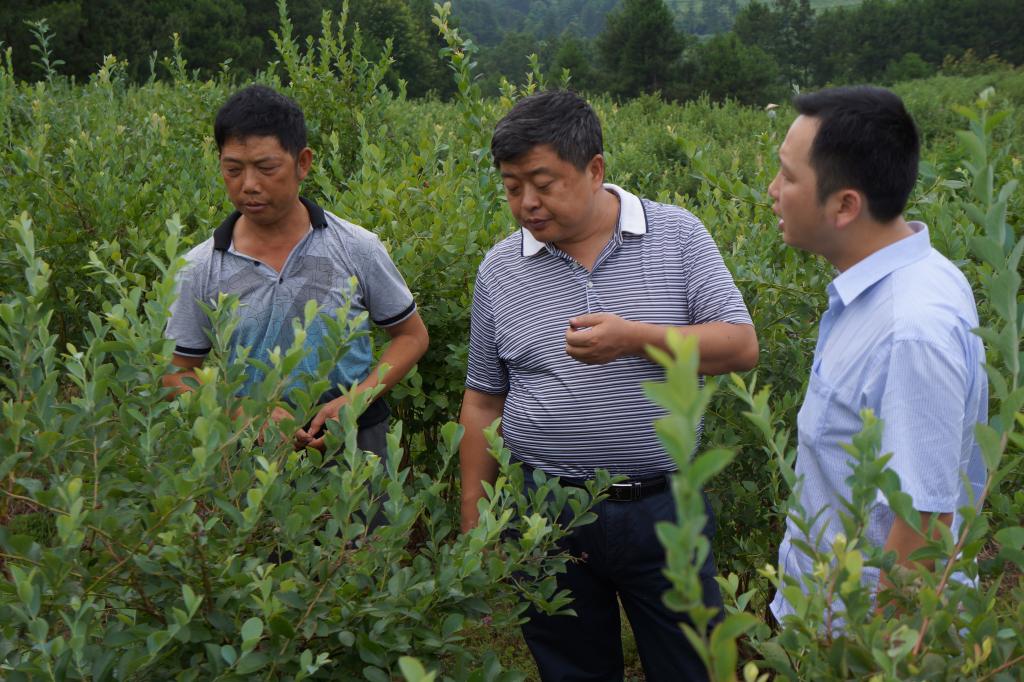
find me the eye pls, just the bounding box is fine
[537,182,553,192]
[258,165,278,174]
[504,184,521,196]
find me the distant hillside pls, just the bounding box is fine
[451,0,863,44]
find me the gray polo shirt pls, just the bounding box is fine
[466,184,751,478]
[166,197,416,404]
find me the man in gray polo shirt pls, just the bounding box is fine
[164,85,428,454]
[460,90,757,680]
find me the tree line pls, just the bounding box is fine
[1,0,1021,103]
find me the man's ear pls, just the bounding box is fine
[296,147,313,181]
[587,154,605,188]
[832,188,864,230]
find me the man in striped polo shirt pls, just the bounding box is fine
[767,87,986,624]
[460,90,758,680]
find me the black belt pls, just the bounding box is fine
[557,473,672,502]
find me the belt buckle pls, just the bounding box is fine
[610,480,642,502]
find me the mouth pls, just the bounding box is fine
[524,218,552,231]
[244,202,268,213]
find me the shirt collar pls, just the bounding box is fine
[829,221,932,306]
[213,196,327,251]
[521,183,647,257]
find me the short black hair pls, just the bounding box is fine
[214,84,307,158]
[491,90,603,170]
[794,86,920,222]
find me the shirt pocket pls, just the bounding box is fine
[797,368,836,446]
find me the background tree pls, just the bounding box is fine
[733,0,815,88]
[688,33,782,105]
[550,33,600,92]
[596,0,687,98]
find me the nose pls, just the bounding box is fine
[521,184,541,212]
[768,172,779,201]
[241,167,260,194]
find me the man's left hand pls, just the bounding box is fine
[565,313,637,364]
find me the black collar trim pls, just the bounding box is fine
[212,196,328,251]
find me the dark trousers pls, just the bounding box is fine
[521,478,722,682]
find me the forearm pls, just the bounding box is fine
[351,312,430,402]
[458,390,506,531]
[161,354,205,400]
[880,511,953,587]
[356,334,427,400]
[629,321,759,375]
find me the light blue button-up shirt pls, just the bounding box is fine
[772,222,987,621]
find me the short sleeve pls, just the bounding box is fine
[165,263,213,358]
[681,217,752,326]
[878,338,968,512]
[359,235,416,327]
[465,269,508,395]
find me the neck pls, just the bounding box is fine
[556,188,620,270]
[830,216,914,272]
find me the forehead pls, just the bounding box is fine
[499,144,576,177]
[220,134,291,160]
[779,115,819,165]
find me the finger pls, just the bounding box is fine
[569,313,605,329]
[307,436,326,452]
[565,328,594,347]
[309,411,327,434]
[294,428,312,444]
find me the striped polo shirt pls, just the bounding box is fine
[466,184,752,478]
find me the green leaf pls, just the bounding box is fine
[399,656,436,682]
[240,616,263,643]
[234,652,269,675]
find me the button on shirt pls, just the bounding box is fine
[466,184,752,479]
[772,222,987,620]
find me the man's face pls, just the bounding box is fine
[219,135,311,227]
[768,115,832,255]
[499,144,604,248]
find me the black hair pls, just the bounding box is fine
[491,90,603,170]
[214,84,307,158]
[794,86,920,222]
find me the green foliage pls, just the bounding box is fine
[688,33,783,105]
[0,211,596,679]
[597,0,688,98]
[0,5,1022,676]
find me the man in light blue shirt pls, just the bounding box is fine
[766,86,987,622]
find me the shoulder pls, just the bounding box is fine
[477,230,524,278]
[178,236,216,274]
[641,198,703,229]
[890,250,978,343]
[321,210,384,249]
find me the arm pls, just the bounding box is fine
[878,511,953,598]
[161,353,205,399]
[305,311,429,449]
[564,314,758,375]
[458,388,507,532]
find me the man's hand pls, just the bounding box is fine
[301,396,347,452]
[254,405,311,449]
[564,313,638,364]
